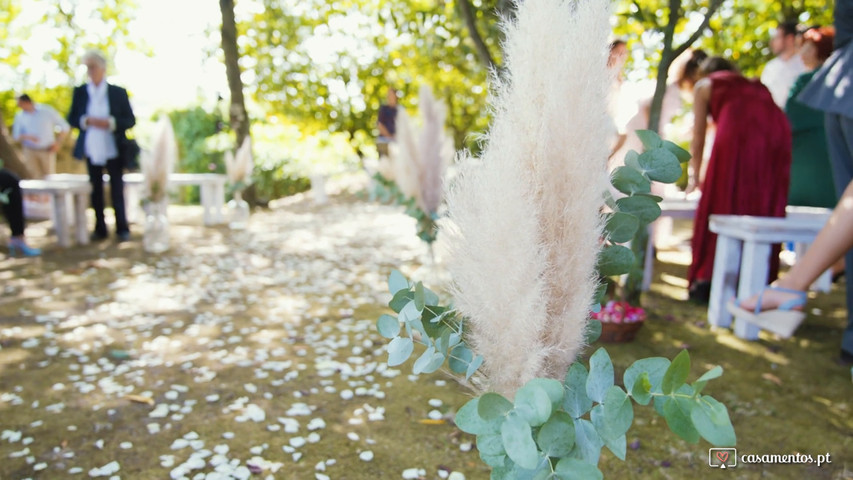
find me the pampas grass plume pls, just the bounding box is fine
[226,136,253,186]
[445,0,612,397]
[141,116,177,203]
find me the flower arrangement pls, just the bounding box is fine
[592,301,647,324]
[225,136,253,192]
[140,116,177,203]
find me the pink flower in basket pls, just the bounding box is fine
[592,301,647,324]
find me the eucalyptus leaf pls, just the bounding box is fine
[662,396,700,443]
[398,300,422,324]
[663,140,691,163]
[387,336,414,367]
[602,385,633,438]
[610,166,651,195]
[536,411,575,457]
[477,433,506,455]
[661,350,691,395]
[573,418,604,465]
[604,212,640,243]
[635,129,664,150]
[524,378,565,407]
[624,150,642,170]
[585,318,602,343]
[514,383,553,427]
[414,282,425,311]
[598,244,635,277]
[479,393,513,421]
[586,348,614,404]
[501,413,541,470]
[623,357,671,394]
[691,396,736,446]
[615,195,662,224]
[412,346,445,374]
[388,269,409,294]
[564,363,593,418]
[422,285,440,306]
[448,344,473,374]
[376,314,400,339]
[637,148,682,183]
[696,365,723,383]
[389,289,414,313]
[554,457,603,480]
[630,372,652,405]
[467,354,484,379]
[455,397,501,435]
[481,452,509,469]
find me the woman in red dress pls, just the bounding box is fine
[687,57,792,302]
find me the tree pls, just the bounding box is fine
[219,0,250,148]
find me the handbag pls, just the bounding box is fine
[118,136,141,171]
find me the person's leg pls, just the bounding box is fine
[87,160,107,238]
[106,158,129,236]
[0,169,24,237]
[830,113,853,357]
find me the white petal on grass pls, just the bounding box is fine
[359,451,374,462]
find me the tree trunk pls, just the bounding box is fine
[219,0,250,148]
[0,112,29,178]
[458,0,497,71]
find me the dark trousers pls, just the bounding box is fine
[87,157,129,236]
[825,112,853,355]
[0,169,24,237]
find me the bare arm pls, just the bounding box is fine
[378,122,392,138]
[690,78,711,190]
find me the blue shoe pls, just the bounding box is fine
[8,239,41,257]
[727,286,806,338]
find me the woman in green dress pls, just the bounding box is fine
[785,26,837,208]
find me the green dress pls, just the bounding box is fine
[785,70,836,208]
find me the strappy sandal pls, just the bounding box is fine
[726,286,807,338]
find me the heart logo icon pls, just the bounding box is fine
[716,451,729,463]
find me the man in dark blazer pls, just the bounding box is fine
[67,50,135,242]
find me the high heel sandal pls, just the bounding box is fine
[726,286,807,339]
[7,239,41,257]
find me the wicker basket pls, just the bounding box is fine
[598,320,644,343]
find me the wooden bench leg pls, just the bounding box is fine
[52,193,71,247]
[708,234,742,329]
[74,192,89,245]
[732,240,768,340]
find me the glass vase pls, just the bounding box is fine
[228,190,250,230]
[143,199,170,253]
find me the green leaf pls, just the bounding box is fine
[604,212,640,243]
[696,365,724,383]
[514,383,553,427]
[482,453,509,469]
[501,413,541,470]
[573,418,604,465]
[414,282,425,311]
[623,357,671,394]
[479,393,513,421]
[387,336,414,366]
[448,344,473,374]
[536,411,575,457]
[412,346,445,374]
[585,318,602,343]
[467,354,484,379]
[489,465,513,479]
[661,350,691,395]
[423,285,440,306]
[586,348,614,404]
[663,140,691,163]
[455,397,501,435]
[398,300,421,324]
[376,314,400,339]
[635,129,664,150]
[388,269,408,294]
[590,405,627,459]
[662,397,700,443]
[598,244,635,277]
[525,378,565,407]
[602,386,633,438]
[554,457,603,480]
[630,372,652,405]
[691,396,736,446]
[477,433,506,455]
[624,150,642,171]
[389,289,414,313]
[610,166,651,195]
[637,148,682,183]
[615,195,661,224]
[564,363,593,418]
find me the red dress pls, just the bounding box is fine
[688,71,792,287]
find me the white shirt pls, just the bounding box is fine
[12,104,70,150]
[83,81,118,166]
[761,54,807,108]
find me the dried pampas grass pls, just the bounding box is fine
[141,116,177,203]
[225,136,254,187]
[445,0,612,397]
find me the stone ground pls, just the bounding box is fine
[1,181,852,480]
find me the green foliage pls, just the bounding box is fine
[372,173,439,245]
[376,269,483,379]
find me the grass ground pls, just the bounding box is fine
[1,185,851,480]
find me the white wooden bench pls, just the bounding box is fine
[19,179,92,247]
[707,207,832,340]
[642,198,699,290]
[46,173,228,226]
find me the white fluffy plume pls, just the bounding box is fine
[141,116,177,203]
[225,136,254,186]
[389,108,423,205]
[445,0,612,397]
